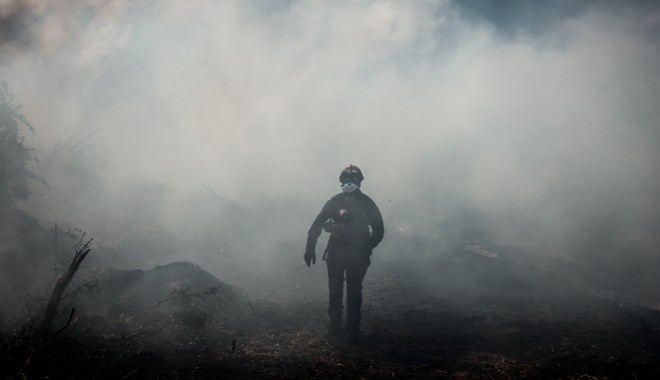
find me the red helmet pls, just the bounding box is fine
[339,164,364,184]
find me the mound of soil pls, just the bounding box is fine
[77,261,241,306]
[66,262,246,336]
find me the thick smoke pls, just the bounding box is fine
[1,0,659,304]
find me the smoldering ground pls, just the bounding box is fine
[1,0,660,378]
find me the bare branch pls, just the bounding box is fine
[54,307,77,336]
[34,237,93,339]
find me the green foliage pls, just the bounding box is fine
[0,81,39,206]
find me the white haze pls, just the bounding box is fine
[1,1,659,299]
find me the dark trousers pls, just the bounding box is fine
[326,245,370,333]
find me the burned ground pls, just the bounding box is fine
[2,249,660,379]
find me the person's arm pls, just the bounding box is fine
[368,199,384,249]
[306,200,332,253]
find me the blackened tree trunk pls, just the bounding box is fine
[34,236,92,339]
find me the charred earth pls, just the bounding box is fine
[2,252,660,379]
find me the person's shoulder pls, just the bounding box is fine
[357,191,380,207]
[322,193,345,203]
[357,191,374,201]
[328,192,345,201]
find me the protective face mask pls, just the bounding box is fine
[341,182,359,193]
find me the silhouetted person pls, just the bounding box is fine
[304,165,384,343]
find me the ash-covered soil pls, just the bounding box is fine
[3,254,660,379]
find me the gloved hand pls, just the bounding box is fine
[304,250,316,267]
[323,219,335,233]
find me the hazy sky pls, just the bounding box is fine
[1,0,659,226]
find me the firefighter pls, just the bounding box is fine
[304,165,384,343]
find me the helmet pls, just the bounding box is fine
[339,164,364,184]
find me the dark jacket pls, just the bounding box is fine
[306,190,384,256]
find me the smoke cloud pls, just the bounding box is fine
[1,0,659,301]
